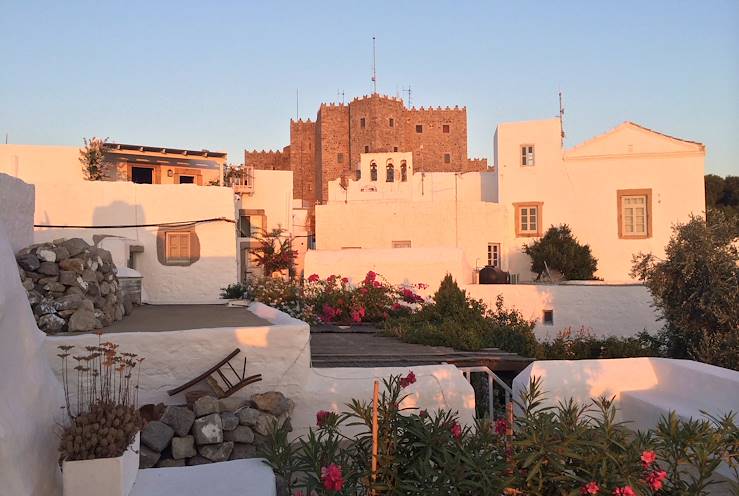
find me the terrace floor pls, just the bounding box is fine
[310,326,533,373]
[67,304,271,335]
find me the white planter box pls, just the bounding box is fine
[63,432,140,496]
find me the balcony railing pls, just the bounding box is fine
[230,166,254,194]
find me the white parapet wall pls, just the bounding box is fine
[513,358,739,429]
[44,302,476,439]
[465,282,660,339]
[0,173,35,252]
[32,181,237,304]
[0,220,64,495]
[304,246,471,288]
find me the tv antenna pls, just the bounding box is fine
[296,88,299,120]
[558,91,565,145]
[401,85,412,107]
[371,36,377,93]
[337,89,345,104]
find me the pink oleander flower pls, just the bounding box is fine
[581,482,600,495]
[360,287,368,295]
[373,280,381,288]
[416,283,428,290]
[495,418,509,436]
[399,371,416,388]
[450,421,462,440]
[341,277,349,285]
[365,270,376,282]
[613,487,635,496]
[308,274,320,283]
[321,304,338,322]
[321,464,344,491]
[402,288,414,298]
[645,470,668,491]
[641,450,657,467]
[316,410,331,428]
[391,303,401,311]
[419,409,428,418]
[327,275,336,284]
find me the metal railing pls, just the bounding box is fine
[459,366,513,421]
[231,166,255,194]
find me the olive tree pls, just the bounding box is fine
[631,212,739,369]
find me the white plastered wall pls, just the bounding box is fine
[0,144,82,184]
[32,181,237,304]
[44,303,476,439]
[496,119,705,282]
[0,173,34,252]
[0,197,64,495]
[464,283,660,339]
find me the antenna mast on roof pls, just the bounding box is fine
[371,36,377,94]
[558,91,565,146]
[402,85,412,107]
[296,89,299,121]
[337,89,345,104]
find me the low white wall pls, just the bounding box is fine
[0,222,64,495]
[44,302,476,439]
[0,173,34,252]
[0,144,82,185]
[465,283,660,339]
[304,246,470,288]
[32,181,237,304]
[513,358,739,430]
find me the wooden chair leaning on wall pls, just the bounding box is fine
[167,348,262,398]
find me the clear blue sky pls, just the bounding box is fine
[2,0,737,175]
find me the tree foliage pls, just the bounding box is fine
[523,224,598,280]
[705,174,739,234]
[248,227,298,277]
[631,212,739,369]
[79,137,112,181]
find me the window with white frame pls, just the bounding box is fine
[515,203,542,237]
[618,189,651,238]
[521,145,535,166]
[487,243,500,267]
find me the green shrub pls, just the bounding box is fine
[535,327,662,360]
[220,282,247,300]
[632,212,739,370]
[385,275,537,355]
[523,224,598,280]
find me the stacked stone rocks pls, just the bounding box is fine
[138,392,293,469]
[16,238,132,333]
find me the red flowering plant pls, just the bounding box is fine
[303,271,426,325]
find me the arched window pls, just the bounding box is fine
[386,163,394,182]
[400,161,408,182]
[370,162,377,182]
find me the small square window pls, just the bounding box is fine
[337,152,344,163]
[443,124,450,133]
[515,203,542,237]
[521,145,535,166]
[389,118,394,127]
[165,231,191,263]
[443,153,451,164]
[364,145,369,153]
[416,124,423,133]
[360,117,366,129]
[393,146,398,152]
[543,310,554,325]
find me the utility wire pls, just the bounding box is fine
[34,217,235,229]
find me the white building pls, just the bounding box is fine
[309,119,706,285]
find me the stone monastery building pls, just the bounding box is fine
[245,93,488,206]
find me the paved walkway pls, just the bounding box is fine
[73,304,271,334]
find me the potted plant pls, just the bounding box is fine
[57,341,143,496]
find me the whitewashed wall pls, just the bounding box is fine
[305,246,471,288]
[0,173,34,252]
[465,283,661,339]
[0,144,82,184]
[32,181,237,304]
[0,222,64,495]
[44,303,475,439]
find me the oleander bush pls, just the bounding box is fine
[261,374,738,496]
[535,327,662,360]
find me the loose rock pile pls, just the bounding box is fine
[139,391,293,469]
[16,238,133,333]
